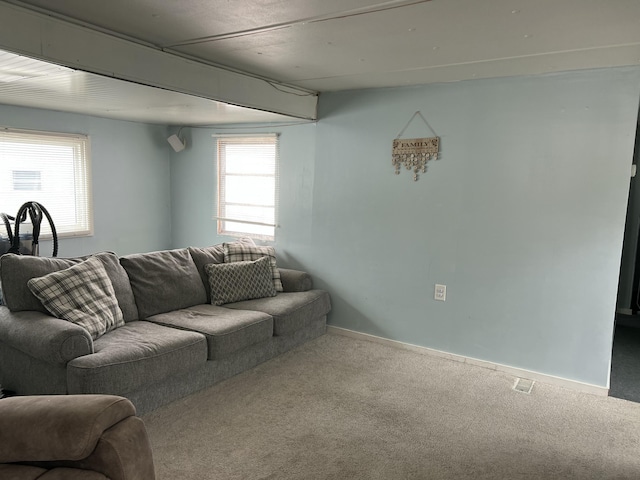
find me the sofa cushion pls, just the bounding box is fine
[120,249,207,319]
[188,244,224,305]
[66,321,207,395]
[223,242,283,292]
[147,304,273,360]
[27,257,125,340]
[205,256,276,306]
[224,290,332,336]
[0,252,139,321]
[92,252,139,322]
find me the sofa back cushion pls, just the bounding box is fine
[188,246,225,302]
[120,248,206,319]
[0,252,139,321]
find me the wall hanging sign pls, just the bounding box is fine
[392,111,440,181]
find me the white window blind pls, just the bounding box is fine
[216,135,278,240]
[0,128,92,237]
[12,170,42,191]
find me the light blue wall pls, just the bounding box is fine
[311,68,640,387]
[0,104,172,256]
[172,67,640,388]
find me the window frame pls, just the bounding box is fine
[215,134,279,242]
[0,127,93,238]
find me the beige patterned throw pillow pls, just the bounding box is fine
[27,256,125,340]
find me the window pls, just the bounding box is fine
[216,135,278,241]
[0,128,92,237]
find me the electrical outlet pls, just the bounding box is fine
[434,284,446,301]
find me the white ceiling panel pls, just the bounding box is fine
[0,0,639,124]
[171,0,640,88]
[10,0,412,47]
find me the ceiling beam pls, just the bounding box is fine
[0,1,318,120]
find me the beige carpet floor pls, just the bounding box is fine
[143,333,640,479]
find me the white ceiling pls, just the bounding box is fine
[1,0,639,125]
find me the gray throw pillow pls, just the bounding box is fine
[205,256,277,306]
[27,256,125,340]
[223,243,283,292]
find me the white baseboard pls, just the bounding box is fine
[327,326,609,397]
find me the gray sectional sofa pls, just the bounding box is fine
[0,242,331,415]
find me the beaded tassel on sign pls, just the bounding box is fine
[392,150,438,181]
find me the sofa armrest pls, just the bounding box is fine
[0,395,136,463]
[0,306,93,364]
[278,268,313,292]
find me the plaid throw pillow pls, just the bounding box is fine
[205,257,277,306]
[27,256,125,340]
[223,243,283,292]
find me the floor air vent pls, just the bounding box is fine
[513,378,534,394]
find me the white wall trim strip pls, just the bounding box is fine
[327,326,609,397]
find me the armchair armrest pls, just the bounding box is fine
[0,306,93,364]
[279,268,313,292]
[0,395,135,463]
[0,395,156,480]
